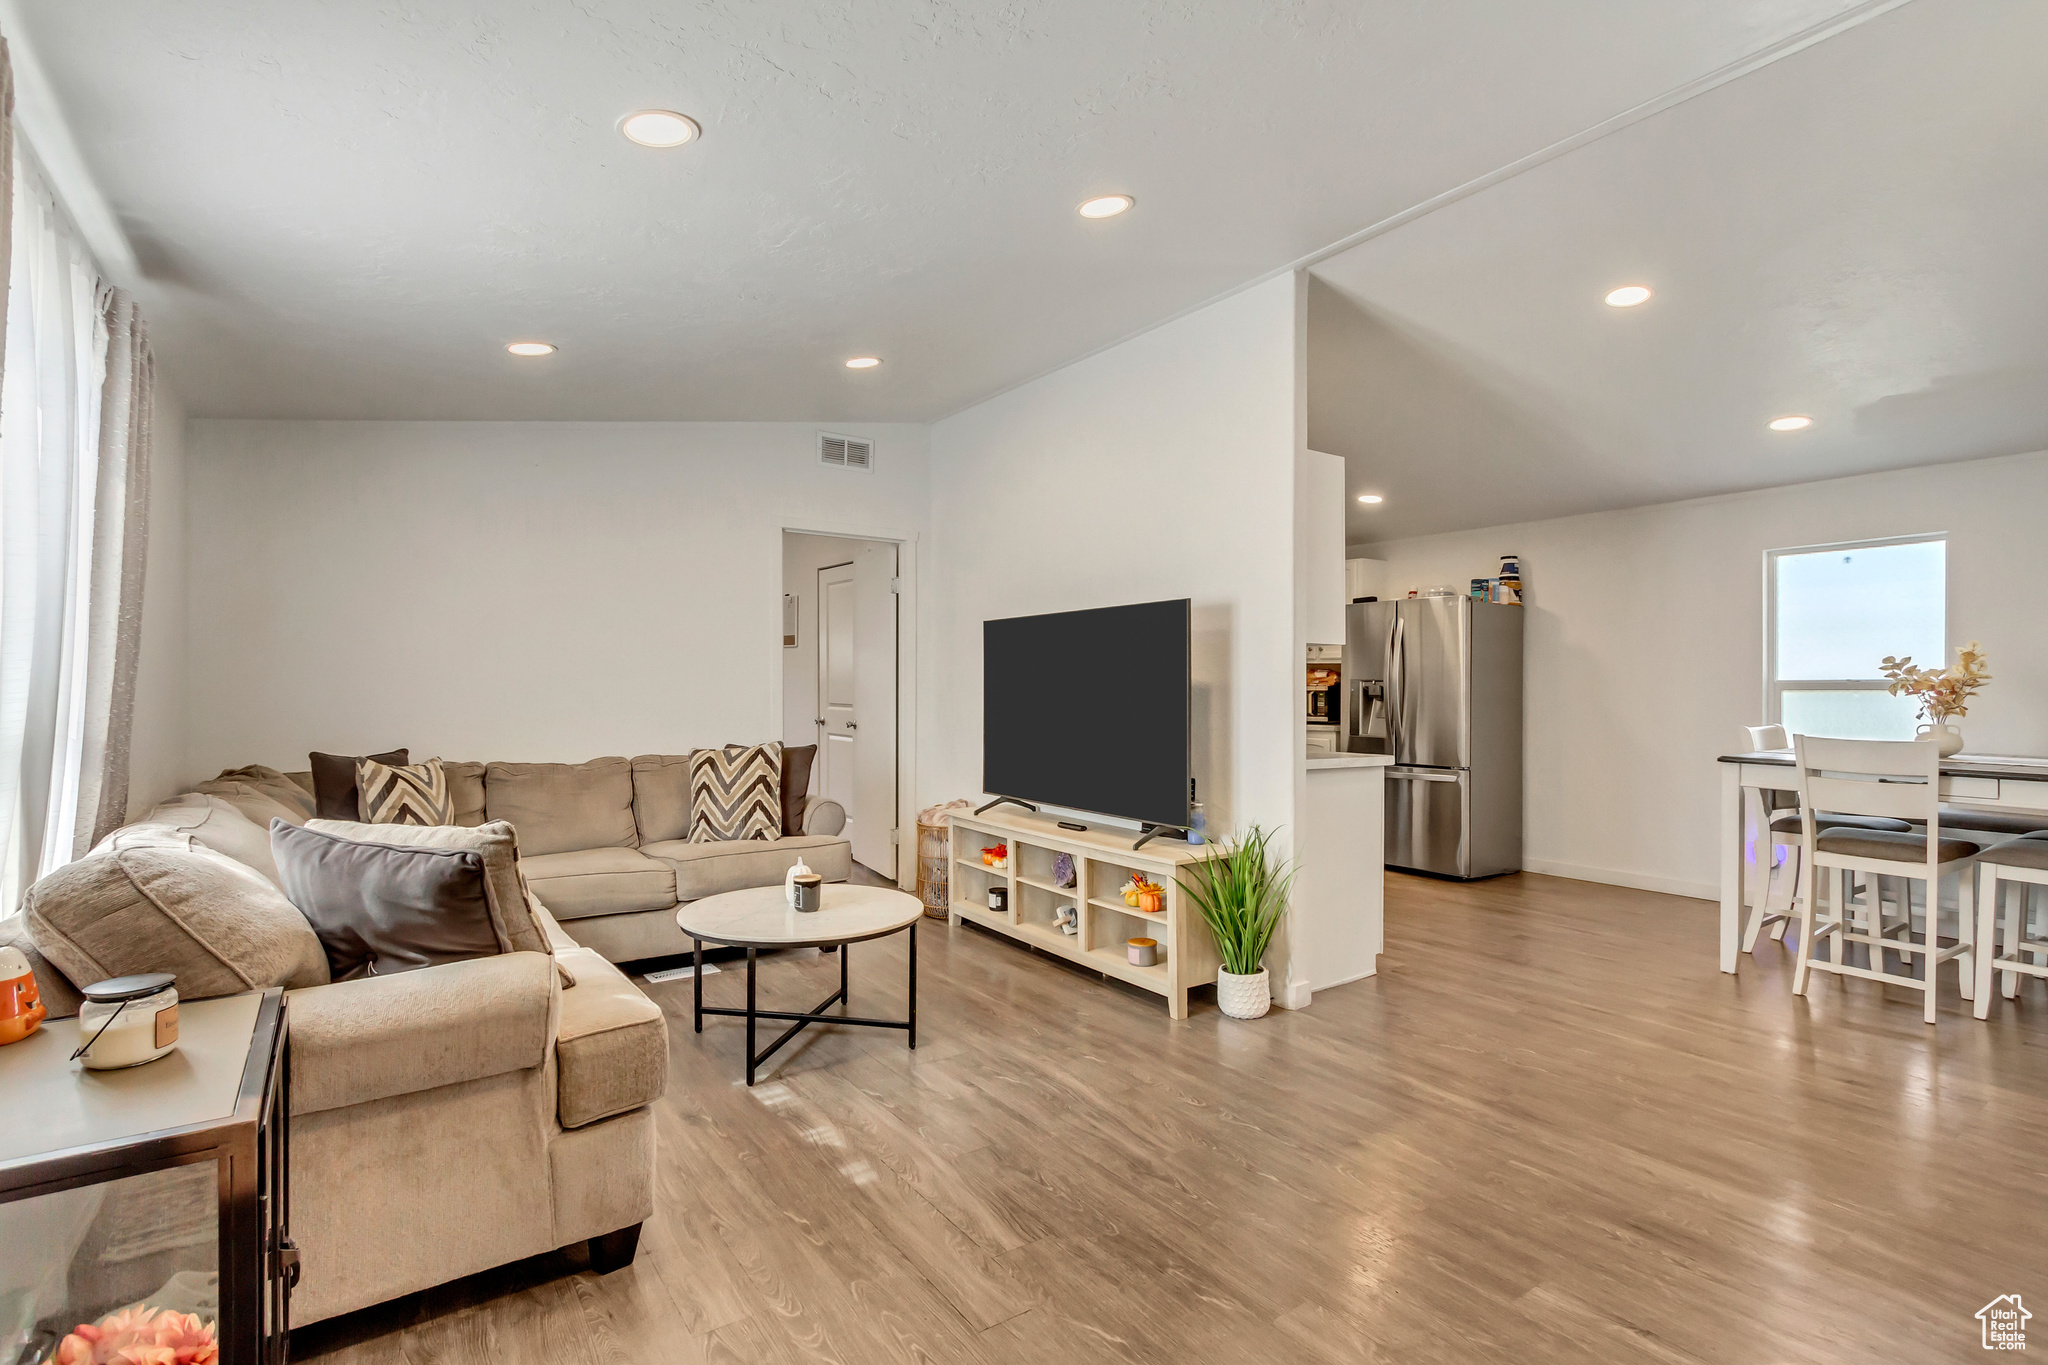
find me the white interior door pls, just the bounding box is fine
[816,562,857,844]
[851,542,899,879]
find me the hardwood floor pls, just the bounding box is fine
[292,872,2048,1364]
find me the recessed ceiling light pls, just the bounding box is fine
[506,341,556,357]
[1768,414,1813,431]
[845,356,881,369]
[618,110,700,148]
[1604,285,1652,308]
[1357,494,1384,504]
[1078,195,1134,219]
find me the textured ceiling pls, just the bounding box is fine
[16,0,1880,420]
[1314,0,2048,542]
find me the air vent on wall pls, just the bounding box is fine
[818,432,874,471]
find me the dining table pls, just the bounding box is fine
[1716,748,2048,973]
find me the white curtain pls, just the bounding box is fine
[0,150,110,911]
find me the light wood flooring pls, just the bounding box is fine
[293,871,2048,1363]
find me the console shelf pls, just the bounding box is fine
[947,808,1220,1019]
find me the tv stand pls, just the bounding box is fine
[974,795,1039,816]
[1132,823,1189,852]
[944,808,1218,1019]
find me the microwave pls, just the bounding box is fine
[1306,682,1339,723]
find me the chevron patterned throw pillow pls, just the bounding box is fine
[687,743,783,843]
[355,755,453,826]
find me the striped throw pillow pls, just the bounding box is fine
[687,743,783,843]
[355,756,453,827]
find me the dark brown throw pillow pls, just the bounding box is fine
[780,744,817,835]
[271,819,497,979]
[309,748,408,821]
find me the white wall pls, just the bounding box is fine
[780,531,874,777]
[922,274,1304,988]
[183,421,928,776]
[127,383,189,812]
[1358,448,2048,899]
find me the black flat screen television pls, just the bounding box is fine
[983,599,1191,828]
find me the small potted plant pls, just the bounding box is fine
[1177,825,1293,1019]
[1880,641,1990,756]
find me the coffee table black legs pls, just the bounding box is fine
[691,926,919,1085]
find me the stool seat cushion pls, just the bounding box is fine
[1982,838,2048,872]
[1926,808,2048,838]
[1769,812,1912,836]
[1815,828,1979,864]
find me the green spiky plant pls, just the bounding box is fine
[1177,825,1294,977]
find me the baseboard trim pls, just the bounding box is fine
[1521,859,1716,904]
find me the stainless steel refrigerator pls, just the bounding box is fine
[1343,597,1523,878]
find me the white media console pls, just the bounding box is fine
[946,807,1221,1019]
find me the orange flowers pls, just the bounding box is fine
[56,1305,218,1365]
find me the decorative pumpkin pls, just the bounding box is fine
[1137,890,1164,914]
[0,946,45,1046]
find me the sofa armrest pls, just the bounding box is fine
[287,951,557,1117]
[801,795,847,836]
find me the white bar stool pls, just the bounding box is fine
[1791,736,1978,1025]
[1972,833,2048,1017]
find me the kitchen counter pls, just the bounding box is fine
[1292,750,1386,1001]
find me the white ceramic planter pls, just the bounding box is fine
[1216,967,1271,1020]
[1916,722,1965,757]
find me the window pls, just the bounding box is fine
[1767,535,1945,740]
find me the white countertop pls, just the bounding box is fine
[1305,753,1393,771]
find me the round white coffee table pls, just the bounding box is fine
[677,884,923,1085]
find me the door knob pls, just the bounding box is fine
[845,721,858,730]
[814,718,825,727]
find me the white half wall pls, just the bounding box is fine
[923,274,1303,990]
[183,420,928,776]
[1358,448,2048,899]
[127,383,189,813]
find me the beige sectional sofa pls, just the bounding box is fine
[443,754,853,963]
[0,752,850,1327]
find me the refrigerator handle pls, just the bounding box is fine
[1388,611,1406,757]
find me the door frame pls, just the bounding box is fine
[776,526,918,888]
[814,558,858,847]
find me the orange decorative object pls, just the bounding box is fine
[1137,890,1164,914]
[0,946,45,1045]
[56,1303,219,1365]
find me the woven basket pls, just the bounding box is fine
[915,820,951,919]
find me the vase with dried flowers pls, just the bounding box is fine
[1879,641,1989,756]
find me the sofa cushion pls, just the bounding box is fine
[635,749,820,841]
[23,845,329,999]
[274,822,497,979]
[526,900,667,1126]
[552,941,668,1128]
[780,744,817,835]
[285,950,556,1117]
[356,755,454,826]
[306,819,549,956]
[640,833,851,902]
[442,761,487,827]
[106,793,286,886]
[193,765,319,830]
[485,758,637,856]
[310,749,409,821]
[629,754,692,845]
[686,743,783,843]
[519,848,676,920]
